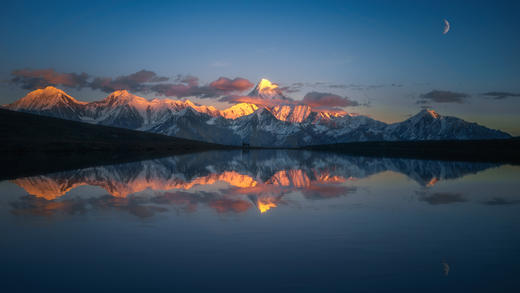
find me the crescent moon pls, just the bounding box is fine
[443,19,450,34]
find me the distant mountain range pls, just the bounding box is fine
[3,79,511,147]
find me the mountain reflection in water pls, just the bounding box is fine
[9,150,499,217]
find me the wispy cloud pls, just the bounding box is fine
[482,91,520,100]
[418,90,468,104]
[329,83,403,91]
[482,197,520,206]
[281,81,404,92]
[89,70,169,93]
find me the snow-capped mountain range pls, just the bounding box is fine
[3,79,511,147]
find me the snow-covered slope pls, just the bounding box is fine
[6,86,86,120]
[384,109,511,140]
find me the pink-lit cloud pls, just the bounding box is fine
[302,92,359,108]
[11,69,90,89]
[210,77,253,92]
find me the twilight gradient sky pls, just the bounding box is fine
[1,0,519,134]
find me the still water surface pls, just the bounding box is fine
[1,150,519,292]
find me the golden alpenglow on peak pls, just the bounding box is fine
[258,78,278,91]
[256,78,280,96]
[247,78,288,100]
[221,103,259,119]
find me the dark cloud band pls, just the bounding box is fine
[10,69,254,98]
[418,90,468,104]
[483,92,520,100]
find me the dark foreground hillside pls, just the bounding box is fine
[0,108,228,152]
[304,139,520,164]
[0,108,232,179]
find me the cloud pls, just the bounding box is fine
[293,82,403,91]
[482,91,520,100]
[209,77,253,92]
[419,90,468,104]
[11,69,90,90]
[279,82,305,94]
[10,68,254,98]
[90,69,169,93]
[151,76,254,98]
[302,92,359,108]
[10,68,365,109]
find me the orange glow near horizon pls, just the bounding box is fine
[12,167,360,217]
[12,170,258,200]
[10,167,394,216]
[12,169,353,200]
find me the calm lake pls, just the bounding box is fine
[1,150,519,292]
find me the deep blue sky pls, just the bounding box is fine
[1,0,519,134]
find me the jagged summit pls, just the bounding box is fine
[248,78,289,100]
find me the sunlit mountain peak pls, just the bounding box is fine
[258,78,278,91]
[248,78,288,100]
[101,90,149,108]
[105,89,138,100]
[426,109,440,119]
[25,86,72,99]
[221,103,259,119]
[256,78,280,97]
[111,89,130,96]
[415,108,440,119]
[38,86,68,95]
[7,86,86,112]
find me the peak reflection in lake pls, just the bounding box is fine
[1,150,519,292]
